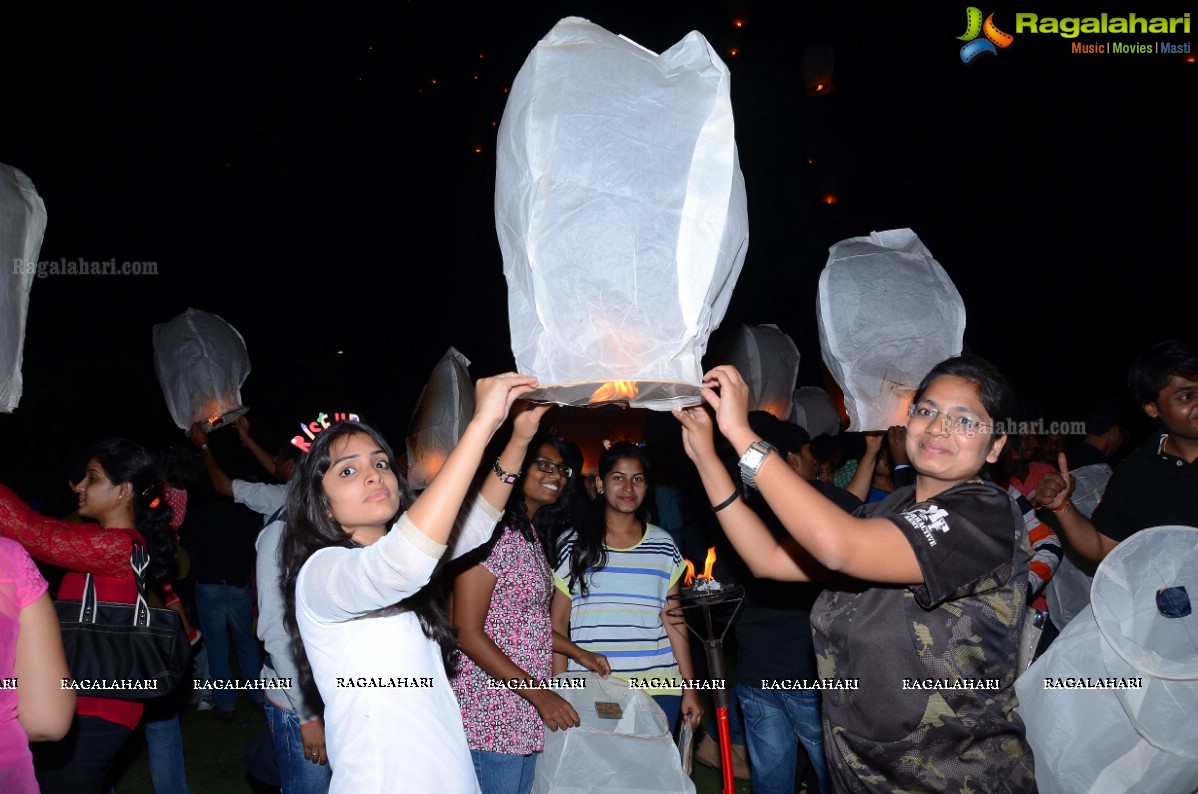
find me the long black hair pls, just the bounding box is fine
[90,438,177,585]
[564,441,651,597]
[279,420,458,707]
[505,433,576,565]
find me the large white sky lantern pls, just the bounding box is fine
[406,347,475,490]
[713,325,799,421]
[153,307,251,432]
[0,163,47,413]
[791,386,841,438]
[496,17,749,411]
[1017,526,1198,793]
[816,228,965,431]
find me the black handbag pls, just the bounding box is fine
[54,544,190,699]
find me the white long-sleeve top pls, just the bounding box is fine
[295,494,502,794]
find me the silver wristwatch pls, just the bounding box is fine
[738,440,777,489]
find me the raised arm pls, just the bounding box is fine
[234,417,280,479]
[190,424,233,498]
[844,433,883,502]
[0,484,134,577]
[1035,453,1119,564]
[680,366,923,585]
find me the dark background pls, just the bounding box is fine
[1,1,1193,501]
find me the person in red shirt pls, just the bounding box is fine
[0,438,177,794]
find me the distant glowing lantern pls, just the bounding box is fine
[0,162,47,413]
[817,229,965,431]
[801,44,835,96]
[496,17,749,410]
[790,387,841,438]
[406,347,475,490]
[153,308,251,432]
[711,325,800,421]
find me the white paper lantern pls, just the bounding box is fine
[0,163,47,413]
[816,228,965,431]
[406,348,475,490]
[153,307,251,432]
[712,325,799,421]
[1046,462,1110,631]
[496,17,748,411]
[1016,526,1198,794]
[790,386,841,438]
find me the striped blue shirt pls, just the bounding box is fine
[554,525,686,694]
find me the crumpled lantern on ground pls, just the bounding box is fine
[0,163,47,413]
[1017,526,1198,794]
[406,348,474,490]
[711,325,799,421]
[496,17,748,411]
[153,308,251,432]
[791,386,841,438]
[532,673,694,794]
[817,228,965,431]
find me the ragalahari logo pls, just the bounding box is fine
[958,7,1015,62]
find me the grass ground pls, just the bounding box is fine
[109,701,754,793]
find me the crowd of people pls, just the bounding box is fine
[0,338,1193,794]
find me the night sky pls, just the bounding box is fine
[1,1,1193,496]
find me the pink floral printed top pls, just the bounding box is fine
[453,524,553,754]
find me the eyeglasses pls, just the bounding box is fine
[533,459,573,478]
[908,404,992,437]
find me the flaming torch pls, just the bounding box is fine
[671,545,743,794]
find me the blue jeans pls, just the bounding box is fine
[651,694,682,737]
[736,684,828,794]
[704,683,745,744]
[34,715,131,794]
[265,700,332,794]
[470,749,538,794]
[144,712,192,794]
[195,583,264,711]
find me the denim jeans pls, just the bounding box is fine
[144,711,192,794]
[195,583,264,711]
[704,682,745,744]
[651,694,682,737]
[736,683,828,794]
[470,749,538,794]
[264,700,332,794]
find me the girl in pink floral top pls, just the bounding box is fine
[451,434,610,794]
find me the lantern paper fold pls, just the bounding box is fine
[153,308,251,431]
[0,163,47,413]
[816,229,964,431]
[406,347,474,490]
[790,387,841,438]
[1017,526,1198,794]
[496,17,748,411]
[712,325,799,421]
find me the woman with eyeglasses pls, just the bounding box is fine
[450,433,610,794]
[675,356,1035,794]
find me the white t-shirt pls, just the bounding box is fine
[296,495,502,793]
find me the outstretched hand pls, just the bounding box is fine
[887,425,910,467]
[473,374,539,434]
[1035,452,1075,510]
[511,401,551,442]
[673,404,717,463]
[699,365,752,442]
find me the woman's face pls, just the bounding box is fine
[906,375,1006,495]
[522,443,568,517]
[322,432,400,543]
[597,456,647,516]
[74,458,128,522]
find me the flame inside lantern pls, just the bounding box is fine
[589,380,640,404]
[683,546,718,587]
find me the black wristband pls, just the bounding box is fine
[711,490,740,513]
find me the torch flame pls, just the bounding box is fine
[683,546,718,587]
[589,380,639,404]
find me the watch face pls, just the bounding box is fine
[742,448,765,469]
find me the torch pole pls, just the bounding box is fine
[704,634,735,794]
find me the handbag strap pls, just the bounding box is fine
[130,543,152,627]
[72,540,155,626]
